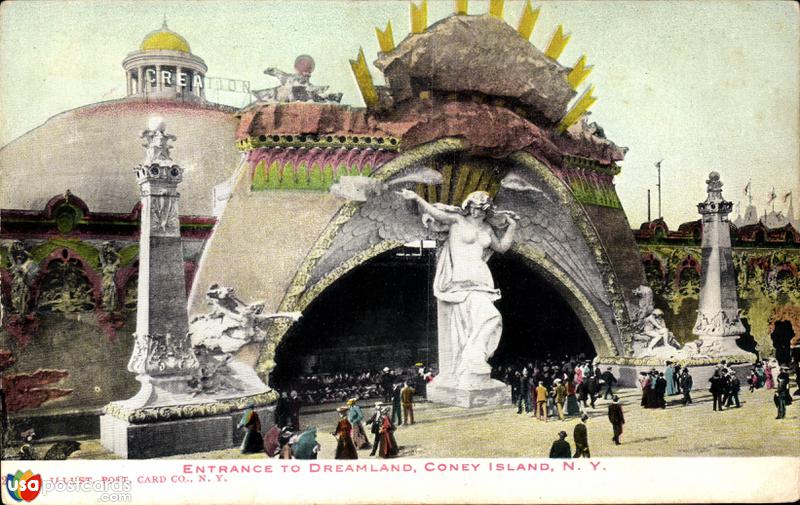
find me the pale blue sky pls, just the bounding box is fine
[1,0,797,226]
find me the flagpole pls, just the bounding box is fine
[655,160,662,220]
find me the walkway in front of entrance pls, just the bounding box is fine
[68,386,797,459]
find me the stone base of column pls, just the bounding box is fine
[427,375,510,408]
[101,360,275,458]
[696,335,756,360]
[100,403,273,459]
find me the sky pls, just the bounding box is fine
[0,0,798,227]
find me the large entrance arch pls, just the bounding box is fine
[269,245,599,390]
[255,140,631,383]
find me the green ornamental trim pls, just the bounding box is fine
[117,244,140,267]
[102,391,277,424]
[251,160,373,192]
[569,179,622,209]
[563,155,621,176]
[30,239,102,270]
[237,134,401,153]
[0,246,9,269]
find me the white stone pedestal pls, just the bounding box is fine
[426,375,510,408]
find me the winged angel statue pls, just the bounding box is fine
[328,166,607,391]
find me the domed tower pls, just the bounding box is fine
[122,20,207,102]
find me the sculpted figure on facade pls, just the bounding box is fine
[251,55,343,104]
[188,284,302,354]
[398,189,519,389]
[7,241,38,315]
[140,122,176,166]
[99,242,120,311]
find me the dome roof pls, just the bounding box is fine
[140,21,191,53]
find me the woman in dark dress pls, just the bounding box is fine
[378,407,399,458]
[565,380,581,416]
[238,404,264,454]
[334,407,358,459]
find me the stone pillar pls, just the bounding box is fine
[126,121,199,397]
[137,67,143,94]
[693,172,751,358]
[155,64,162,92]
[127,72,132,95]
[176,65,183,96]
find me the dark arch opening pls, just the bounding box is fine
[771,320,795,365]
[270,247,596,390]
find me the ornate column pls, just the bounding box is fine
[126,121,198,395]
[693,172,751,358]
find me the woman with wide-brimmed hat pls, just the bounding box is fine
[333,406,358,459]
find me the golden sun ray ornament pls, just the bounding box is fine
[545,25,571,60]
[375,21,395,53]
[410,0,428,34]
[567,55,593,89]
[557,85,597,133]
[517,0,540,40]
[489,0,505,19]
[349,47,380,108]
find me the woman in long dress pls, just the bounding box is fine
[565,379,581,416]
[378,408,399,458]
[398,189,518,388]
[764,362,775,389]
[333,407,358,460]
[346,398,371,450]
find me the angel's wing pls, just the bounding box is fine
[494,171,610,305]
[308,189,445,286]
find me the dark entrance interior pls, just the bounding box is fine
[270,247,596,390]
[771,320,795,365]
[488,252,596,367]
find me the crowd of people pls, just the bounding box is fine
[278,366,434,406]
[495,355,619,420]
[639,362,695,409]
[232,355,797,461]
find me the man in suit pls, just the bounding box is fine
[608,396,625,445]
[391,383,403,426]
[367,402,383,456]
[517,369,532,414]
[548,431,571,458]
[709,370,725,411]
[680,368,693,405]
[401,381,416,425]
[573,413,590,458]
[601,367,617,399]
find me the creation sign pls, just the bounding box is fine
[144,69,204,89]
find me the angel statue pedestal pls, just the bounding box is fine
[101,121,276,458]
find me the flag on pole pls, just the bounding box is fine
[767,188,777,204]
[655,160,662,169]
[743,181,751,195]
[784,191,793,202]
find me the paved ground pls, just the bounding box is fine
[65,385,798,460]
